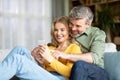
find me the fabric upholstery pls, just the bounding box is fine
[104,52,120,80]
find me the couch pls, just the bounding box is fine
[103,43,120,80]
[0,43,119,80]
[10,52,120,80]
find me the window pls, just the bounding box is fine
[0,0,52,50]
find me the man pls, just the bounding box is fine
[53,5,109,80]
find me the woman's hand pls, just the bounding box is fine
[31,47,39,57]
[31,46,44,64]
[39,45,54,63]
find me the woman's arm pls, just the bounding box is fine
[49,44,82,77]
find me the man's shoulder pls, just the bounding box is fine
[91,26,103,31]
[90,27,105,35]
[89,27,106,41]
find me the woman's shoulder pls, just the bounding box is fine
[66,43,82,54]
[69,43,80,48]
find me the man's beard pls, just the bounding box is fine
[70,31,84,37]
[70,32,80,37]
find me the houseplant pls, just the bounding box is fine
[97,3,116,42]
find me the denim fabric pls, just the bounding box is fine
[70,60,109,80]
[0,46,62,80]
[50,72,66,80]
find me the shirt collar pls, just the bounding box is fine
[84,26,92,36]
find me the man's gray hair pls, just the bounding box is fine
[69,5,94,24]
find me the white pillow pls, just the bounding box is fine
[104,43,117,52]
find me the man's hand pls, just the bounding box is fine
[52,50,68,59]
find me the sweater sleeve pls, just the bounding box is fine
[49,44,82,78]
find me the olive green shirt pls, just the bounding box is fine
[75,26,106,68]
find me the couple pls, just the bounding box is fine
[0,5,109,80]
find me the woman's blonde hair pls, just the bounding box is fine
[50,16,75,47]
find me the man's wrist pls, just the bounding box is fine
[47,56,54,63]
[66,54,70,60]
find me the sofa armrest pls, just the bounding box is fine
[104,52,120,80]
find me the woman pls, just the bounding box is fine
[0,16,82,80]
[32,16,82,80]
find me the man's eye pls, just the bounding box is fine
[77,25,81,27]
[70,23,73,26]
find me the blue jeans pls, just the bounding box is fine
[70,60,109,80]
[0,46,65,80]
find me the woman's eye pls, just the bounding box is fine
[61,29,65,31]
[54,29,58,31]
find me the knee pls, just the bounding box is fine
[14,46,25,50]
[73,60,86,67]
[70,61,86,80]
[12,46,28,52]
[10,45,29,55]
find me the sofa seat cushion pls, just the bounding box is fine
[0,49,11,62]
[104,52,120,80]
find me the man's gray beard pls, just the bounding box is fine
[70,32,83,38]
[70,33,80,37]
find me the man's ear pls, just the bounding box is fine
[86,22,91,28]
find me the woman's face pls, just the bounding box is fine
[54,22,69,43]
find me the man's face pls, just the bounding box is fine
[69,18,89,37]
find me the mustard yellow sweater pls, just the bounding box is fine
[43,43,82,80]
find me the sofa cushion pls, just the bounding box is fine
[104,52,120,80]
[0,49,11,62]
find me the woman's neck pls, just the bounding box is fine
[56,41,70,51]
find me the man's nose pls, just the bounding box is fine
[71,26,76,30]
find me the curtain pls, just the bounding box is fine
[0,0,52,50]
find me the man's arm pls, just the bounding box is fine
[66,52,93,63]
[53,29,106,66]
[52,51,93,63]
